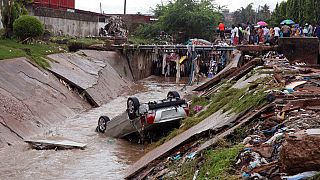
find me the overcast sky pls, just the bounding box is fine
[75,0,285,14]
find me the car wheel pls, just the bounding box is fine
[127,97,140,120]
[97,116,110,133]
[167,91,180,99]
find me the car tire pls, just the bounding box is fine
[97,116,110,133]
[167,91,180,99]
[127,97,140,120]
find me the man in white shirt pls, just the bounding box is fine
[263,26,270,43]
[308,24,313,37]
[231,25,235,45]
[274,26,280,42]
[245,25,250,42]
[234,25,239,45]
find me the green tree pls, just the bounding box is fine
[232,3,255,24]
[259,4,271,21]
[279,1,287,21]
[140,0,221,42]
[305,0,315,24]
[0,0,30,38]
[270,3,280,26]
[270,0,319,26]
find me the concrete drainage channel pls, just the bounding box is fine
[0,75,188,179]
[0,49,193,179]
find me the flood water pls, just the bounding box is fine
[0,76,188,180]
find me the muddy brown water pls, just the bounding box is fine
[0,77,188,180]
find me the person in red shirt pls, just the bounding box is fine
[218,22,225,41]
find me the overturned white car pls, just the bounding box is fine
[96,91,189,140]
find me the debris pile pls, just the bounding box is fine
[126,49,320,179]
[234,54,320,179]
[104,16,128,38]
[99,16,128,45]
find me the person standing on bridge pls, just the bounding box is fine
[315,24,320,40]
[218,22,225,41]
[274,26,280,44]
[231,25,239,45]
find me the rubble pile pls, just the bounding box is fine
[234,54,320,179]
[126,50,320,179]
[99,16,128,45]
[104,16,128,38]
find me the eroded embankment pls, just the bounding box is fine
[0,50,134,148]
[0,58,90,148]
[48,50,134,106]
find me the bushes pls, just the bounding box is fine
[13,15,44,40]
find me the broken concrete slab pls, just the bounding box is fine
[232,73,270,89]
[227,58,264,81]
[198,104,272,151]
[286,81,307,90]
[25,139,86,150]
[48,51,134,106]
[78,50,134,81]
[125,110,239,178]
[305,129,320,135]
[0,58,89,148]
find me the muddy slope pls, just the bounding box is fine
[48,50,133,106]
[0,58,90,148]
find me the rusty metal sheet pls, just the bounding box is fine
[236,45,279,52]
[125,110,239,178]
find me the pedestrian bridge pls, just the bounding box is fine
[112,44,236,52]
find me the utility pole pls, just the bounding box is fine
[124,0,126,15]
[100,2,102,14]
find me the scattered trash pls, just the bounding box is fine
[281,171,318,180]
[187,152,197,159]
[192,169,199,180]
[171,154,182,161]
[126,48,320,179]
[193,105,203,113]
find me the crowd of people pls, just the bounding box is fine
[218,22,320,45]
